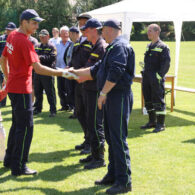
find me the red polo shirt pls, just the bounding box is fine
[2,30,39,94]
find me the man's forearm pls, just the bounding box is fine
[32,62,62,77]
[0,56,9,81]
[71,67,92,78]
[101,80,116,95]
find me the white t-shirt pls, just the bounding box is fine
[49,37,61,47]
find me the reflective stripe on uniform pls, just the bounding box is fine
[156,110,166,115]
[151,47,163,52]
[74,43,80,47]
[0,41,6,43]
[35,48,52,51]
[91,53,99,58]
[83,44,92,49]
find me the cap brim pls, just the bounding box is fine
[31,17,45,22]
[5,28,16,30]
[76,15,91,21]
[96,26,103,30]
[39,34,48,36]
[80,26,87,31]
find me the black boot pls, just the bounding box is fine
[84,146,106,169]
[106,183,132,194]
[79,154,93,163]
[153,114,165,133]
[141,110,156,129]
[75,141,85,150]
[95,174,115,185]
[80,144,91,155]
[84,158,106,169]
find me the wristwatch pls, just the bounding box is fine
[100,91,107,97]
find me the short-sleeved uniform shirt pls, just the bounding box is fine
[2,30,39,94]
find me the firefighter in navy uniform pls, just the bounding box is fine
[78,18,107,169]
[69,13,92,154]
[69,19,135,195]
[141,24,170,133]
[33,29,57,117]
[0,22,16,107]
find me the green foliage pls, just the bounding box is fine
[0,0,72,36]
[73,0,121,14]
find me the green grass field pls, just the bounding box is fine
[0,41,195,195]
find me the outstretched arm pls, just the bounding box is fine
[0,56,9,82]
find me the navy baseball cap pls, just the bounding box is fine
[20,9,44,22]
[103,19,121,30]
[69,26,79,33]
[5,22,16,30]
[76,13,92,21]
[80,18,102,31]
[39,29,49,36]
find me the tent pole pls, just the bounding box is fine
[173,20,183,102]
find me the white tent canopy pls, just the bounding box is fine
[87,0,195,88]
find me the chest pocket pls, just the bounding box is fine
[88,53,100,63]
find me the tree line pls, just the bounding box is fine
[0,0,194,41]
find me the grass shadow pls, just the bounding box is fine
[33,111,82,134]
[182,138,195,144]
[29,149,78,163]
[0,185,108,195]
[127,108,195,139]
[172,108,195,117]
[0,163,84,184]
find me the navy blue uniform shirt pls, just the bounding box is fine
[144,40,170,78]
[83,37,107,91]
[0,34,7,57]
[69,36,92,69]
[90,36,135,91]
[35,42,57,69]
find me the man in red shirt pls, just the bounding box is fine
[0,9,68,176]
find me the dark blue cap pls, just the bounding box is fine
[103,19,121,30]
[69,26,79,33]
[80,18,102,31]
[76,13,92,21]
[5,22,16,30]
[20,9,44,22]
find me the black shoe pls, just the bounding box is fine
[69,114,77,119]
[140,122,156,129]
[3,161,10,169]
[58,107,66,111]
[75,142,85,150]
[84,159,106,170]
[95,174,115,185]
[106,183,132,194]
[80,155,93,163]
[153,124,165,133]
[21,166,37,175]
[49,112,56,117]
[11,166,37,176]
[33,109,41,115]
[80,145,91,155]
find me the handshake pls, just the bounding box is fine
[59,67,92,83]
[60,67,79,80]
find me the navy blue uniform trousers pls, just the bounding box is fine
[84,89,104,155]
[57,76,69,109]
[74,83,90,145]
[5,93,33,171]
[34,74,56,113]
[104,89,133,186]
[142,71,165,111]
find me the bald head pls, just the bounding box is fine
[147,24,161,43]
[148,24,161,33]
